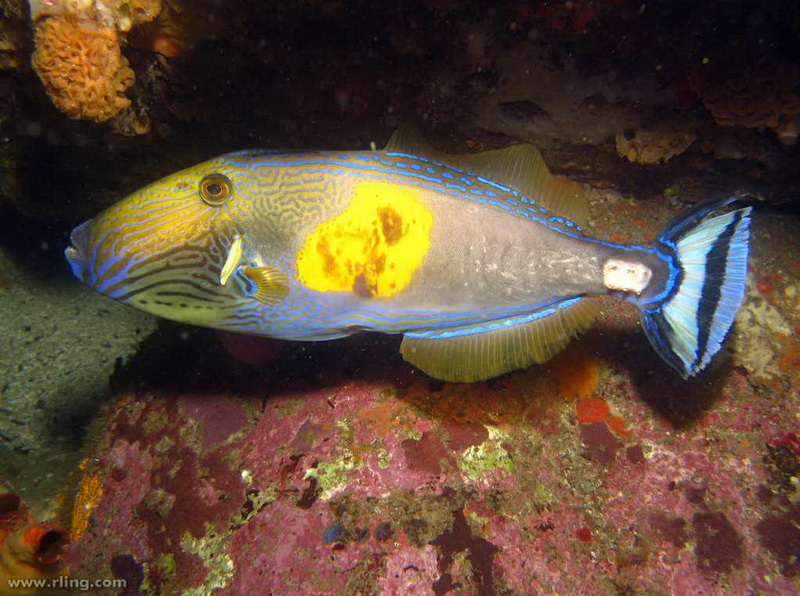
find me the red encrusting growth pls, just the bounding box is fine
[576,396,609,423]
[607,415,633,438]
[576,396,632,437]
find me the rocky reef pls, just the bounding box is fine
[66,286,800,593]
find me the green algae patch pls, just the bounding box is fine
[467,510,491,527]
[376,444,393,469]
[154,435,176,454]
[305,452,365,500]
[181,526,236,595]
[142,553,176,589]
[143,409,169,435]
[177,482,282,595]
[273,397,305,419]
[241,480,280,522]
[142,487,174,519]
[530,482,555,507]
[458,426,513,480]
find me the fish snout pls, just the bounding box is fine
[65,220,92,282]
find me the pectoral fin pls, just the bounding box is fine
[400,297,600,382]
[241,266,290,304]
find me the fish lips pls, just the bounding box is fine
[64,219,92,282]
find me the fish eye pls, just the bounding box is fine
[199,173,232,206]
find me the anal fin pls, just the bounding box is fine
[400,297,600,382]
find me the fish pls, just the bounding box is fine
[64,127,752,382]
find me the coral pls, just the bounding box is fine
[615,124,696,164]
[762,441,800,496]
[732,278,794,384]
[430,508,498,595]
[575,396,610,423]
[179,394,248,451]
[32,15,134,122]
[140,0,208,58]
[0,0,24,19]
[68,352,800,594]
[690,60,800,146]
[457,426,514,481]
[108,101,151,135]
[648,513,688,547]
[28,0,93,21]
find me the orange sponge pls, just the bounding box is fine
[32,15,134,122]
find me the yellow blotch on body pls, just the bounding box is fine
[296,181,433,298]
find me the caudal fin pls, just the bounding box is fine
[640,197,752,378]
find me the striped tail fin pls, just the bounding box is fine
[640,197,752,378]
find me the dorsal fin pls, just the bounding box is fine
[400,297,600,382]
[384,126,589,228]
[385,126,437,155]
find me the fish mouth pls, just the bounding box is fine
[64,220,92,282]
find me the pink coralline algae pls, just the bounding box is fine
[693,511,744,573]
[756,504,800,578]
[67,320,800,594]
[579,420,621,465]
[179,393,249,451]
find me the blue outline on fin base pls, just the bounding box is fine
[640,202,752,378]
[405,297,584,340]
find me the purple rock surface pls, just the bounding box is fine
[69,338,800,594]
